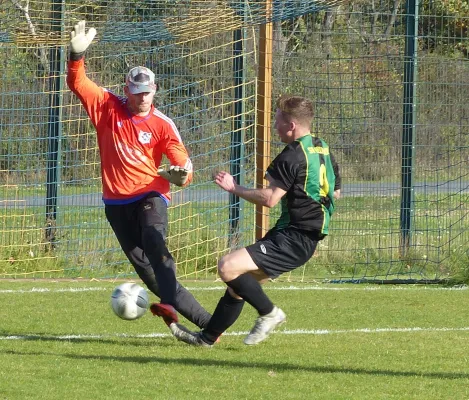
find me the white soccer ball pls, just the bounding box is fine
[110,283,149,320]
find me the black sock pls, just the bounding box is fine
[225,273,274,316]
[202,289,245,343]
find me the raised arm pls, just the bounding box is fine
[67,21,108,127]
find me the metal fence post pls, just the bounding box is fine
[400,0,419,257]
[45,0,65,250]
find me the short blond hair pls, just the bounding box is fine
[276,95,314,126]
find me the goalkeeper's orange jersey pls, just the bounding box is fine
[67,59,193,204]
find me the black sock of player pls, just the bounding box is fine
[202,289,245,343]
[225,273,274,316]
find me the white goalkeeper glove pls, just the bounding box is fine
[158,166,190,187]
[69,20,96,60]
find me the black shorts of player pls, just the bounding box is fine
[104,192,168,250]
[245,227,322,279]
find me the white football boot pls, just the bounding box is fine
[244,306,286,345]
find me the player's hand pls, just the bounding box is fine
[158,166,189,186]
[334,189,341,200]
[214,171,236,193]
[70,20,96,55]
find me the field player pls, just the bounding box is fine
[173,94,341,346]
[66,20,211,332]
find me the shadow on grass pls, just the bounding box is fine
[0,332,173,348]
[1,347,468,381]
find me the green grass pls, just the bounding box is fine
[0,280,468,399]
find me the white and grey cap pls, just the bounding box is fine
[126,66,157,94]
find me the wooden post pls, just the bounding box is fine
[255,0,273,240]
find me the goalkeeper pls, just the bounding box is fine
[67,20,211,331]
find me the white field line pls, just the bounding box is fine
[1,326,469,341]
[0,285,467,294]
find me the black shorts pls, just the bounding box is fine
[245,228,320,279]
[104,192,168,251]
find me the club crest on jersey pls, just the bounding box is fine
[138,130,152,145]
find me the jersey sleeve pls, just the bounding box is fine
[266,146,298,191]
[160,120,194,185]
[67,59,108,128]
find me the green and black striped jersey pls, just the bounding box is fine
[266,134,341,235]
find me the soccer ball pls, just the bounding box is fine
[110,283,149,320]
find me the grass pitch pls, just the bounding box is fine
[0,280,468,399]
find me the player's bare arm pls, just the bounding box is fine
[214,171,286,208]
